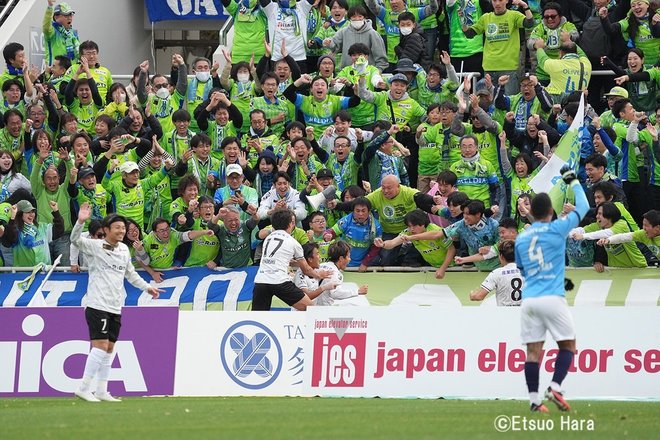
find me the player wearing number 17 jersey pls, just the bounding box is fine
[514,166,589,413]
[252,209,330,311]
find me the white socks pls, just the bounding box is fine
[78,348,107,392]
[95,352,113,395]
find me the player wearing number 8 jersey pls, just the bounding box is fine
[252,209,330,311]
[514,165,589,413]
[469,240,522,306]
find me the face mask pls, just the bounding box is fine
[237,73,250,83]
[195,71,210,82]
[155,87,170,99]
[399,26,413,36]
[350,20,364,30]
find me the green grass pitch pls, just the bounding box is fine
[1,397,658,439]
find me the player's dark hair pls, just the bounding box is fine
[463,200,486,216]
[94,114,117,131]
[398,11,416,22]
[348,43,370,56]
[499,240,516,263]
[592,180,618,202]
[3,108,23,125]
[221,136,241,150]
[151,217,169,232]
[88,220,103,237]
[302,242,320,260]
[405,209,430,227]
[328,240,351,262]
[108,127,128,140]
[612,98,632,119]
[3,42,23,64]
[172,109,191,123]
[347,5,367,19]
[439,101,458,112]
[271,209,295,230]
[597,202,621,224]
[437,170,457,186]
[178,174,200,196]
[54,54,72,71]
[191,133,211,149]
[275,171,291,182]
[341,185,366,201]
[78,40,99,55]
[447,191,469,208]
[514,153,534,175]
[499,218,518,230]
[351,197,371,212]
[103,213,127,229]
[334,110,352,123]
[531,193,553,219]
[643,210,660,227]
[585,153,608,169]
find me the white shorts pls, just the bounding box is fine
[520,295,576,344]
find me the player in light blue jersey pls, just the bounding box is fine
[514,165,589,413]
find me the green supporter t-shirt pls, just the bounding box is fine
[263,226,310,245]
[403,223,453,267]
[414,69,460,108]
[185,219,220,267]
[613,121,652,183]
[529,21,578,81]
[142,165,173,231]
[186,80,214,132]
[68,101,102,136]
[204,120,238,162]
[240,132,281,167]
[13,223,52,266]
[366,185,418,234]
[73,183,108,231]
[336,64,379,127]
[229,79,258,130]
[448,1,483,57]
[584,219,647,268]
[470,10,526,71]
[370,92,425,129]
[472,126,502,178]
[295,93,351,139]
[375,5,432,64]
[630,229,660,258]
[30,158,73,232]
[64,65,113,105]
[450,156,499,208]
[507,173,535,217]
[418,122,442,176]
[147,91,186,136]
[619,18,659,67]
[311,233,334,263]
[435,122,471,167]
[226,0,267,63]
[142,229,185,269]
[102,168,168,229]
[251,96,292,140]
[215,221,255,268]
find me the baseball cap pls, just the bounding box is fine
[604,86,629,99]
[16,200,36,213]
[78,166,95,180]
[389,73,409,85]
[475,79,491,96]
[226,164,243,176]
[316,169,334,179]
[119,161,139,174]
[395,58,417,73]
[54,2,75,15]
[520,72,533,82]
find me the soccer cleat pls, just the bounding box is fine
[75,389,101,402]
[530,403,550,413]
[94,392,122,402]
[545,387,571,411]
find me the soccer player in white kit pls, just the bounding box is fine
[469,240,522,306]
[514,166,589,413]
[252,209,330,310]
[71,203,163,402]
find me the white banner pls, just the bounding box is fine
[174,312,307,396]
[303,307,660,400]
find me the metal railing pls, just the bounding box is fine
[0,0,17,27]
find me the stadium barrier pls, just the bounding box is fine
[2,307,658,400]
[0,266,658,308]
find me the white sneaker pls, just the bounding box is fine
[94,392,121,402]
[75,389,100,402]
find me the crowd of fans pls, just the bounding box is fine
[0,0,658,281]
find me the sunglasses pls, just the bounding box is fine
[543,14,558,19]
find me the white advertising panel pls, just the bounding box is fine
[304,307,660,399]
[174,312,307,396]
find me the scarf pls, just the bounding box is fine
[6,64,23,76]
[186,76,213,102]
[258,171,275,198]
[280,5,301,37]
[52,22,78,60]
[81,186,104,220]
[331,154,352,191]
[0,170,13,202]
[457,152,488,173]
[376,150,400,185]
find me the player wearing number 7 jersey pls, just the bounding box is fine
[252,209,331,311]
[514,165,589,413]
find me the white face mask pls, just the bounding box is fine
[399,26,413,36]
[237,73,250,83]
[350,19,364,30]
[195,71,210,82]
[155,87,170,99]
